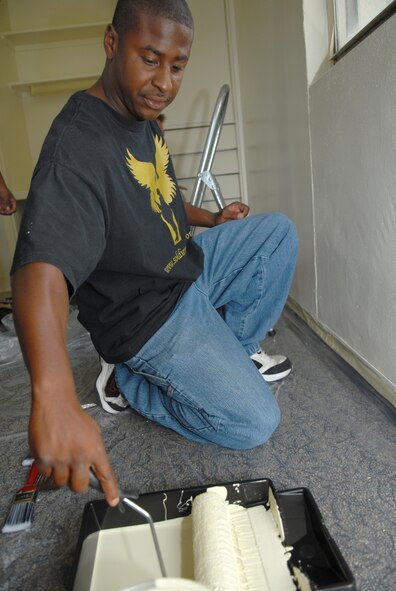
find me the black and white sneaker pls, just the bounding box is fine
[95,358,129,414]
[250,349,292,382]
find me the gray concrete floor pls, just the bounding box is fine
[0,307,395,590]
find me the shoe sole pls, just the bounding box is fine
[96,366,127,415]
[262,367,292,382]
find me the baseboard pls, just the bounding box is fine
[287,297,396,409]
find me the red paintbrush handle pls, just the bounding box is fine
[24,462,39,487]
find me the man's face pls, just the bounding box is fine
[104,13,193,120]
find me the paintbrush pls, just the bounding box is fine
[2,462,41,533]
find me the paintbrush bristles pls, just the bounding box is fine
[1,462,49,534]
[2,489,38,533]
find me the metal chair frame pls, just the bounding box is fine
[188,85,277,338]
[189,84,230,211]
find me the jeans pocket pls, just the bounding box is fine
[130,366,169,388]
[130,362,221,434]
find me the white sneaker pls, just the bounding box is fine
[250,349,292,382]
[95,358,129,414]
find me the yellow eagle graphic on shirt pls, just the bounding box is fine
[125,135,181,245]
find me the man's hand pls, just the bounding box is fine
[29,396,119,506]
[214,201,249,225]
[0,185,17,215]
[184,200,249,228]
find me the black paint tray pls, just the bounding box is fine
[70,478,356,590]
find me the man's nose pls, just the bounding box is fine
[152,65,172,94]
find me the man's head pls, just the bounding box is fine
[98,0,194,122]
[112,0,193,39]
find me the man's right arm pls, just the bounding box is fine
[11,262,119,506]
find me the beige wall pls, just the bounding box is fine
[230,0,396,404]
[230,0,316,314]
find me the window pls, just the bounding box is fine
[334,0,396,57]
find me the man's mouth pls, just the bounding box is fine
[143,96,169,111]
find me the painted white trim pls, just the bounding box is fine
[306,94,319,319]
[223,0,249,204]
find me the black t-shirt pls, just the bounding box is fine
[12,92,203,363]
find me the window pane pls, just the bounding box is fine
[335,0,394,50]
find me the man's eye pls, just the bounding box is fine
[143,57,157,66]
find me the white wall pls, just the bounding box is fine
[309,13,396,395]
[302,0,332,84]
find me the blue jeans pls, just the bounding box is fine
[115,213,298,449]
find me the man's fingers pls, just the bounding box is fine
[0,194,17,214]
[92,461,119,507]
[34,460,53,479]
[231,202,249,216]
[40,461,70,486]
[69,461,91,493]
[34,457,118,500]
[220,202,250,223]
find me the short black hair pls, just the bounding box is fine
[112,0,194,37]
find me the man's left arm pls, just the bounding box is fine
[184,201,249,228]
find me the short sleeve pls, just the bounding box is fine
[11,162,107,292]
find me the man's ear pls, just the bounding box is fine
[104,24,118,59]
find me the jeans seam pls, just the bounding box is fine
[227,255,266,342]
